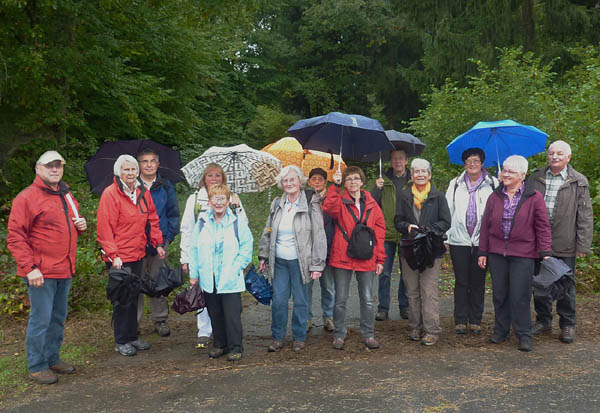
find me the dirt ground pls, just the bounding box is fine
[2,284,600,412]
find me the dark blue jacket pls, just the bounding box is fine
[142,174,180,248]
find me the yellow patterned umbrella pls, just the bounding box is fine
[262,137,346,182]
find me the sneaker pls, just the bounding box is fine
[421,334,438,346]
[115,342,137,356]
[363,337,380,349]
[519,338,533,352]
[49,361,75,374]
[306,319,312,332]
[268,340,284,352]
[399,307,409,320]
[227,352,242,361]
[408,329,421,341]
[532,323,552,336]
[469,324,482,335]
[154,321,171,337]
[332,338,344,350]
[375,311,388,321]
[323,317,335,332]
[560,326,575,344]
[209,347,227,359]
[29,369,58,385]
[196,336,211,349]
[293,341,306,352]
[455,324,467,335]
[129,338,152,351]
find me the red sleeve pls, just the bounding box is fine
[96,188,120,261]
[533,193,553,257]
[145,191,164,248]
[7,193,37,272]
[322,185,343,220]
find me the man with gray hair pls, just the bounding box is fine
[528,140,593,343]
[8,151,87,384]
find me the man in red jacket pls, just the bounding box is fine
[7,151,87,385]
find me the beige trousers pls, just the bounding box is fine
[401,257,441,335]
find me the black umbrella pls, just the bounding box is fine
[84,139,185,195]
[360,130,426,175]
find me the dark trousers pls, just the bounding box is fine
[534,256,577,328]
[450,245,486,325]
[377,241,408,312]
[488,254,534,340]
[107,260,142,344]
[205,291,243,353]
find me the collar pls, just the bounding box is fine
[546,166,568,180]
[139,174,157,190]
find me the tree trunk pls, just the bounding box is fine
[522,0,535,52]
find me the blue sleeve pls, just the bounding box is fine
[234,217,254,273]
[165,180,180,241]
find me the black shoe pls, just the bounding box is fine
[209,347,227,359]
[519,338,532,352]
[532,323,552,336]
[560,326,575,343]
[375,311,388,321]
[489,333,508,344]
[399,308,409,320]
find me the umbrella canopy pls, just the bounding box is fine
[446,119,548,168]
[261,137,347,181]
[360,130,426,162]
[84,139,185,195]
[181,144,281,193]
[287,112,394,160]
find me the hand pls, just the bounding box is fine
[333,171,342,185]
[319,188,327,199]
[189,278,198,285]
[408,224,419,234]
[157,246,166,259]
[478,256,487,269]
[230,193,241,208]
[577,252,587,258]
[258,259,268,273]
[375,263,383,276]
[375,177,384,189]
[181,263,189,275]
[543,255,550,260]
[26,268,44,287]
[72,217,87,231]
[310,271,322,280]
[112,256,123,269]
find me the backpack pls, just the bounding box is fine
[336,204,375,260]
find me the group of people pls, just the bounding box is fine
[7,138,593,385]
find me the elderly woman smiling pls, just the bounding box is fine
[258,165,327,352]
[394,158,451,346]
[478,155,552,352]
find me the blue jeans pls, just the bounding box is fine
[272,258,308,342]
[24,277,72,373]
[377,241,408,312]
[332,267,377,340]
[306,265,334,320]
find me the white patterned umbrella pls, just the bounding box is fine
[181,144,282,193]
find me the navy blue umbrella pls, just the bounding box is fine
[84,139,185,195]
[446,120,548,169]
[287,112,394,161]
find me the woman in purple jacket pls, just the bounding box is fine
[478,155,552,352]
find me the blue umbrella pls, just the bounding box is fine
[446,119,548,169]
[287,112,394,161]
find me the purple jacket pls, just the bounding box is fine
[478,182,552,259]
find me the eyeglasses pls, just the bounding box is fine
[502,169,519,176]
[210,196,228,204]
[465,159,481,165]
[139,159,158,165]
[345,177,362,182]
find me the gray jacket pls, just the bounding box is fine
[258,190,327,284]
[528,164,593,257]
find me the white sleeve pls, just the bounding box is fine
[179,194,197,264]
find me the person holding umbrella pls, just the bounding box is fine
[323,167,386,350]
[446,148,498,335]
[394,159,451,346]
[97,154,166,356]
[478,155,552,352]
[180,163,246,349]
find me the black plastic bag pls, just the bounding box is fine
[140,264,184,298]
[106,266,141,305]
[172,283,206,314]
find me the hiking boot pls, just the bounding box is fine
[154,321,171,337]
[532,323,552,336]
[375,311,388,321]
[50,361,75,374]
[399,307,409,320]
[293,341,306,352]
[196,336,211,349]
[469,324,482,335]
[421,334,438,346]
[560,326,575,344]
[323,317,335,332]
[408,329,421,341]
[29,369,58,385]
[306,319,312,332]
[209,347,227,359]
[519,337,533,352]
[332,338,345,350]
[227,352,242,362]
[455,324,467,335]
[363,337,380,349]
[268,340,284,352]
[129,338,152,351]
[489,333,508,344]
[115,342,137,356]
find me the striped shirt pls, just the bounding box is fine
[544,167,568,220]
[501,184,524,239]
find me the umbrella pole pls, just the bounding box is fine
[379,152,382,178]
[338,129,343,173]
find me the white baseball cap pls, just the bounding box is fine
[36,150,66,165]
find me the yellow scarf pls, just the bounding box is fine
[412,182,431,210]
